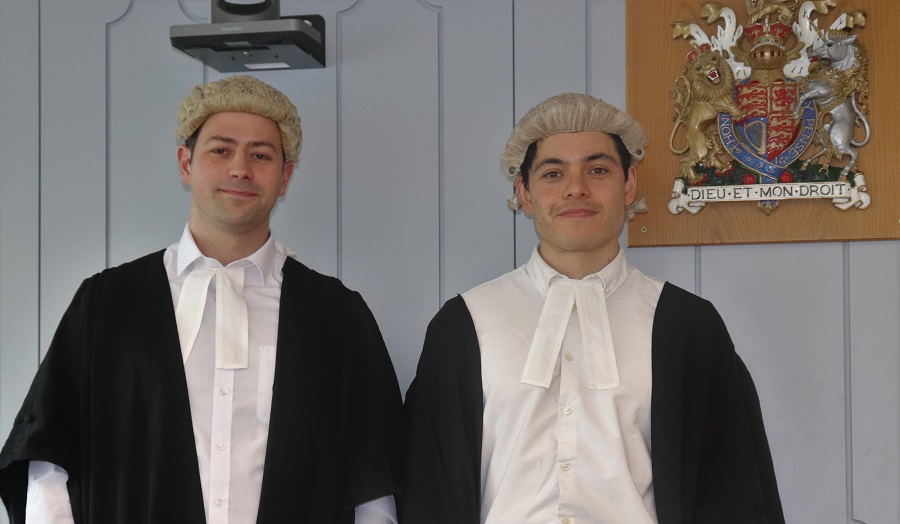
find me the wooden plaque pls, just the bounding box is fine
[626,0,900,246]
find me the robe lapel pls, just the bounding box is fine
[96,251,207,521]
[650,282,687,523]
[256,257,327,522]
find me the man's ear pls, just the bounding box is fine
[515,176,533,215]
[177,145,192,185]
[279,162,295,197]
[624,166,637,206]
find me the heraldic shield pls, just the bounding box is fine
[668,1,871,215]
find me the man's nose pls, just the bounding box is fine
[229,155,251,178]
[564,172,589,197]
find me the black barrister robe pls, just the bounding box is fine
[401,282,784,523]
[0,251,403,523]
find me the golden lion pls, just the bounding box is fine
[669,45,743,183]
[746,0,799,25]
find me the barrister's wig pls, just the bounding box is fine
[176,75,302,162]
[501,93,648,217]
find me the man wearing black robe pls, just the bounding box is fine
[1,76,402,523]
[401,94,783,523]
[403,288,783,523]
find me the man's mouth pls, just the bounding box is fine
[557,208,597,218]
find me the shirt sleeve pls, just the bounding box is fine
[354,495,397,524]
[25,461,74,524]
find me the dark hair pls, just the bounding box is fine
[184,127,201,154]
[519,132,632,188]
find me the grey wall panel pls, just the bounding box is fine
[849,241,900,522]
[624,242,698,292]
[338,0,440,392]
[702,243,848,521]
[434,0,516,301]
[267,0,361,277]
[1,1,899,522]
[106,0,362,274]
[587,0,698,292]
[39,0,131,357]
[0,4,40,514]
[512,0,588,267]
[108,1,204,266]
[589,0,698,293]
[587,0,626,106]
[108,0,349,277]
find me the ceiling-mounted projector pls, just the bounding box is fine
[170,0,325,72]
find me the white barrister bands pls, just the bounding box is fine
[176,265,250,369]
[521,279,620,390]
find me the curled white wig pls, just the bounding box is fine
[176,75,302,162]
[501,93,648,219]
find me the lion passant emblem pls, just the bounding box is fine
[667,0,871,215]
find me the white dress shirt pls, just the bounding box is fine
[26,225,396,523]
[462,246,664,524]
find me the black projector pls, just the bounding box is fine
[170,15,325,72]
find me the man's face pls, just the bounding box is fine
[178,111,294,240]
[515,130,636,268]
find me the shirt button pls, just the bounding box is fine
[561,463,572,472]
[217,443,225,451]
[219,388,228,396]
[214,498,223,507]
[564,353,574,362]
[562,519,571,524]
[562,407,573,415]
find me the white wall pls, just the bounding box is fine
[1,0,897,522]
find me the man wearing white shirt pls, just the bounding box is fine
[0,75,402,523]
[401,93,783,523]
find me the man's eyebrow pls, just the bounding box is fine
[586,152,620,166]
[248,140,278,150]
[532,157,565,171]
[205,135,237,145]
[204,136,277,150]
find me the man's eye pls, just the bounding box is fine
[543,171,561,179]
[591,167,608,175]
[251,153,271,161]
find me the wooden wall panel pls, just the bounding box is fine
[627,0,900,245]
[338,0,441,390]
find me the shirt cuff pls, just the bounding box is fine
[26,461,75,524]
[354,495,398,524]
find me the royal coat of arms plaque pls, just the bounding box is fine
[668,0,870,215]
[626,0,900,246]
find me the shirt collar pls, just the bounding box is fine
[524,244,630,298]
[175,224,275,287]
